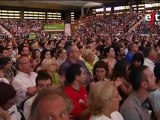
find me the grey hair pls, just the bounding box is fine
[66,45,77,56]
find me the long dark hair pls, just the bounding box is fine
[111,59,128,80]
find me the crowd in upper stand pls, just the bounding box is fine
[73,12,144,38]
[131,20,160,34]
[0,19,64,40]
[0,11,160,120]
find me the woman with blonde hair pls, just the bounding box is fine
[56,48,67,68]
[82,49,97,75]
[41,58,61,87]
[89,81,123,120]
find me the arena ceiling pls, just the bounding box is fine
[0,0,144,10]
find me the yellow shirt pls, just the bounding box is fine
[52,72,61,87]
[84,60,97,75]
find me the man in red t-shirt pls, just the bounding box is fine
[64,64,88,120]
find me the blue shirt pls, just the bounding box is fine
[125,51,134,64]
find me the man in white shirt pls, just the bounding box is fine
[143,47,157,72]
[23,71,52,120]
[8,105,21,120]
[12,55,37,106]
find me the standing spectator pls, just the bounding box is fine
[129,52,144,70]
[120,65,157,120]
[6,45,17,63]
[12,55,37,106]
[92,60,110,82]
[34,49,51,72]
[143,47,157,72]
[19,46,30,56]
[125,43,138,64]
[23,70,52,120]
[0,82,22,120]
[56,48,67,68]
[0,57,14,83]
[148,63,160,118]
[59,45,91,83]
[64,64,88,120]
[116,46,126,61]
[87,61,110,92]
[1,47,9,57]
[89,81,123,120]
[31,49,41,70]
[40,49,51,61]
[29,89,70,120]
[41,58,61,87]
[112,60,132,104]
[102,46,116,77]
[82,49,97,75]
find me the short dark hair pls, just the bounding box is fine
[31,49,40,59]
[132,52,144,64]
[103,46,113,56]
[0,57,11,68]
[18,46,28,55]
[128,43,134,51]
[129,52,144,70]
[55,48,64,59]
[0,82,16,107]
[112,59,128,80]
[40,49,50,61]
[65,64,82,85]
[36,70,52,86]
[48,40,55,45]
[93,61,109,78]
[129,65,148,91]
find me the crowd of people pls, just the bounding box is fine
[0,19,64,40]
[72,12,144,40]
[0,11,160,120]
[131,20,160,34]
